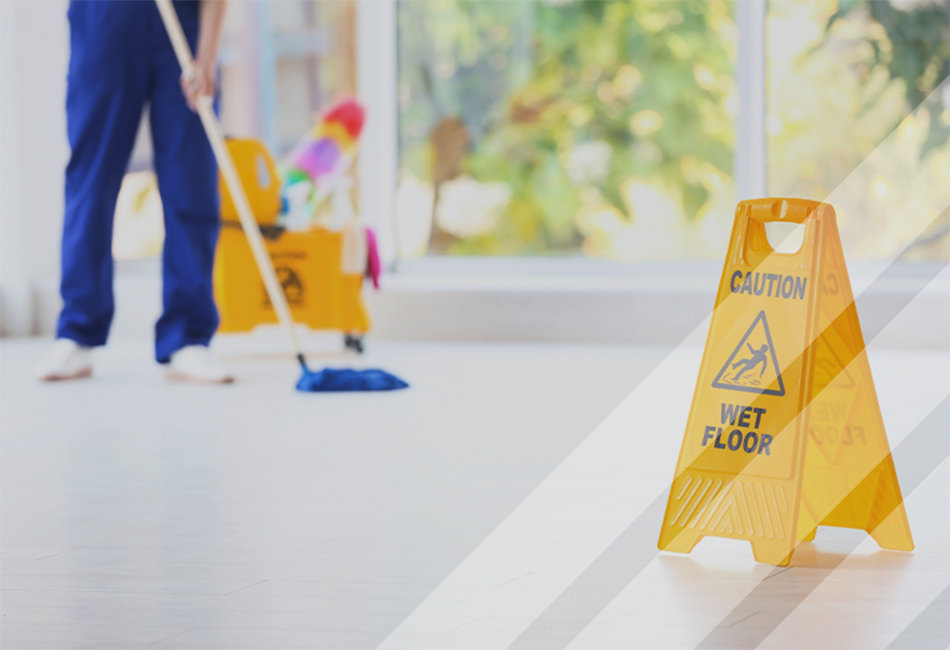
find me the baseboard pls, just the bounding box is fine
[0,281,35,337]
[9,260,949,349]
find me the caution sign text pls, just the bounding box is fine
[701,403,773,455]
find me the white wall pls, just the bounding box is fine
[0,0,69,336]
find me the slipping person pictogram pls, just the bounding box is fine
[732,343,769,382]
[712,310,785,396]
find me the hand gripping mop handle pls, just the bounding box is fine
[154,0,307,369]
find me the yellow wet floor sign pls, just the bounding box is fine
[658,198,913,565]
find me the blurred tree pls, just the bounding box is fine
[825,0,949,257]
[818,0,949,157]
[768,0,949,261]
[397,0,947,258]
[398,0,735,255]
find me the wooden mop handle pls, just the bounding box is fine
[154,0,303,356]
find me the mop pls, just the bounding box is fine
[154,0,407,393]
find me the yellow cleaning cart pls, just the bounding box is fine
[212,138,369,351]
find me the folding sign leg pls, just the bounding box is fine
[661,508,793,566]
[751,540,794,567]
[657,526,702,556]
[868,500,915,551]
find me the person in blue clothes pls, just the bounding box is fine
[37,0,233,383]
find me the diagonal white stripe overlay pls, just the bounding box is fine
[379,81,950,650]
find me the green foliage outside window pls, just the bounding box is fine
[397,0,948,260]
[398,0,736,258]
[768,0,948,260]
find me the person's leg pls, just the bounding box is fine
[57,2,149,347]
[148,3,221,364]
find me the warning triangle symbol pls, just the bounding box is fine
[712,310,785,396]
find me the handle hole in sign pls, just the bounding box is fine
[256,154,271,189]
[766,222,805,254]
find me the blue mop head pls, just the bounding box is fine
[296,361,409,393]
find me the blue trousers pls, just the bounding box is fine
[58,0,219,363]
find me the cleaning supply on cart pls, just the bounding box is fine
[365,228,381,289]
[281,98,366,230]
[280,178,315,231]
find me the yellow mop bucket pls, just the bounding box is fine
[213,138,370,341]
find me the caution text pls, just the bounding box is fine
[730,271,807,300]
[701,403,773,455]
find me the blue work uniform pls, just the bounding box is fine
[58,0,219,363]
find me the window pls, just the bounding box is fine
[395,0,948,262]
[396,0,738,260]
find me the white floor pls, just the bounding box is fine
[1,336,947,649]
